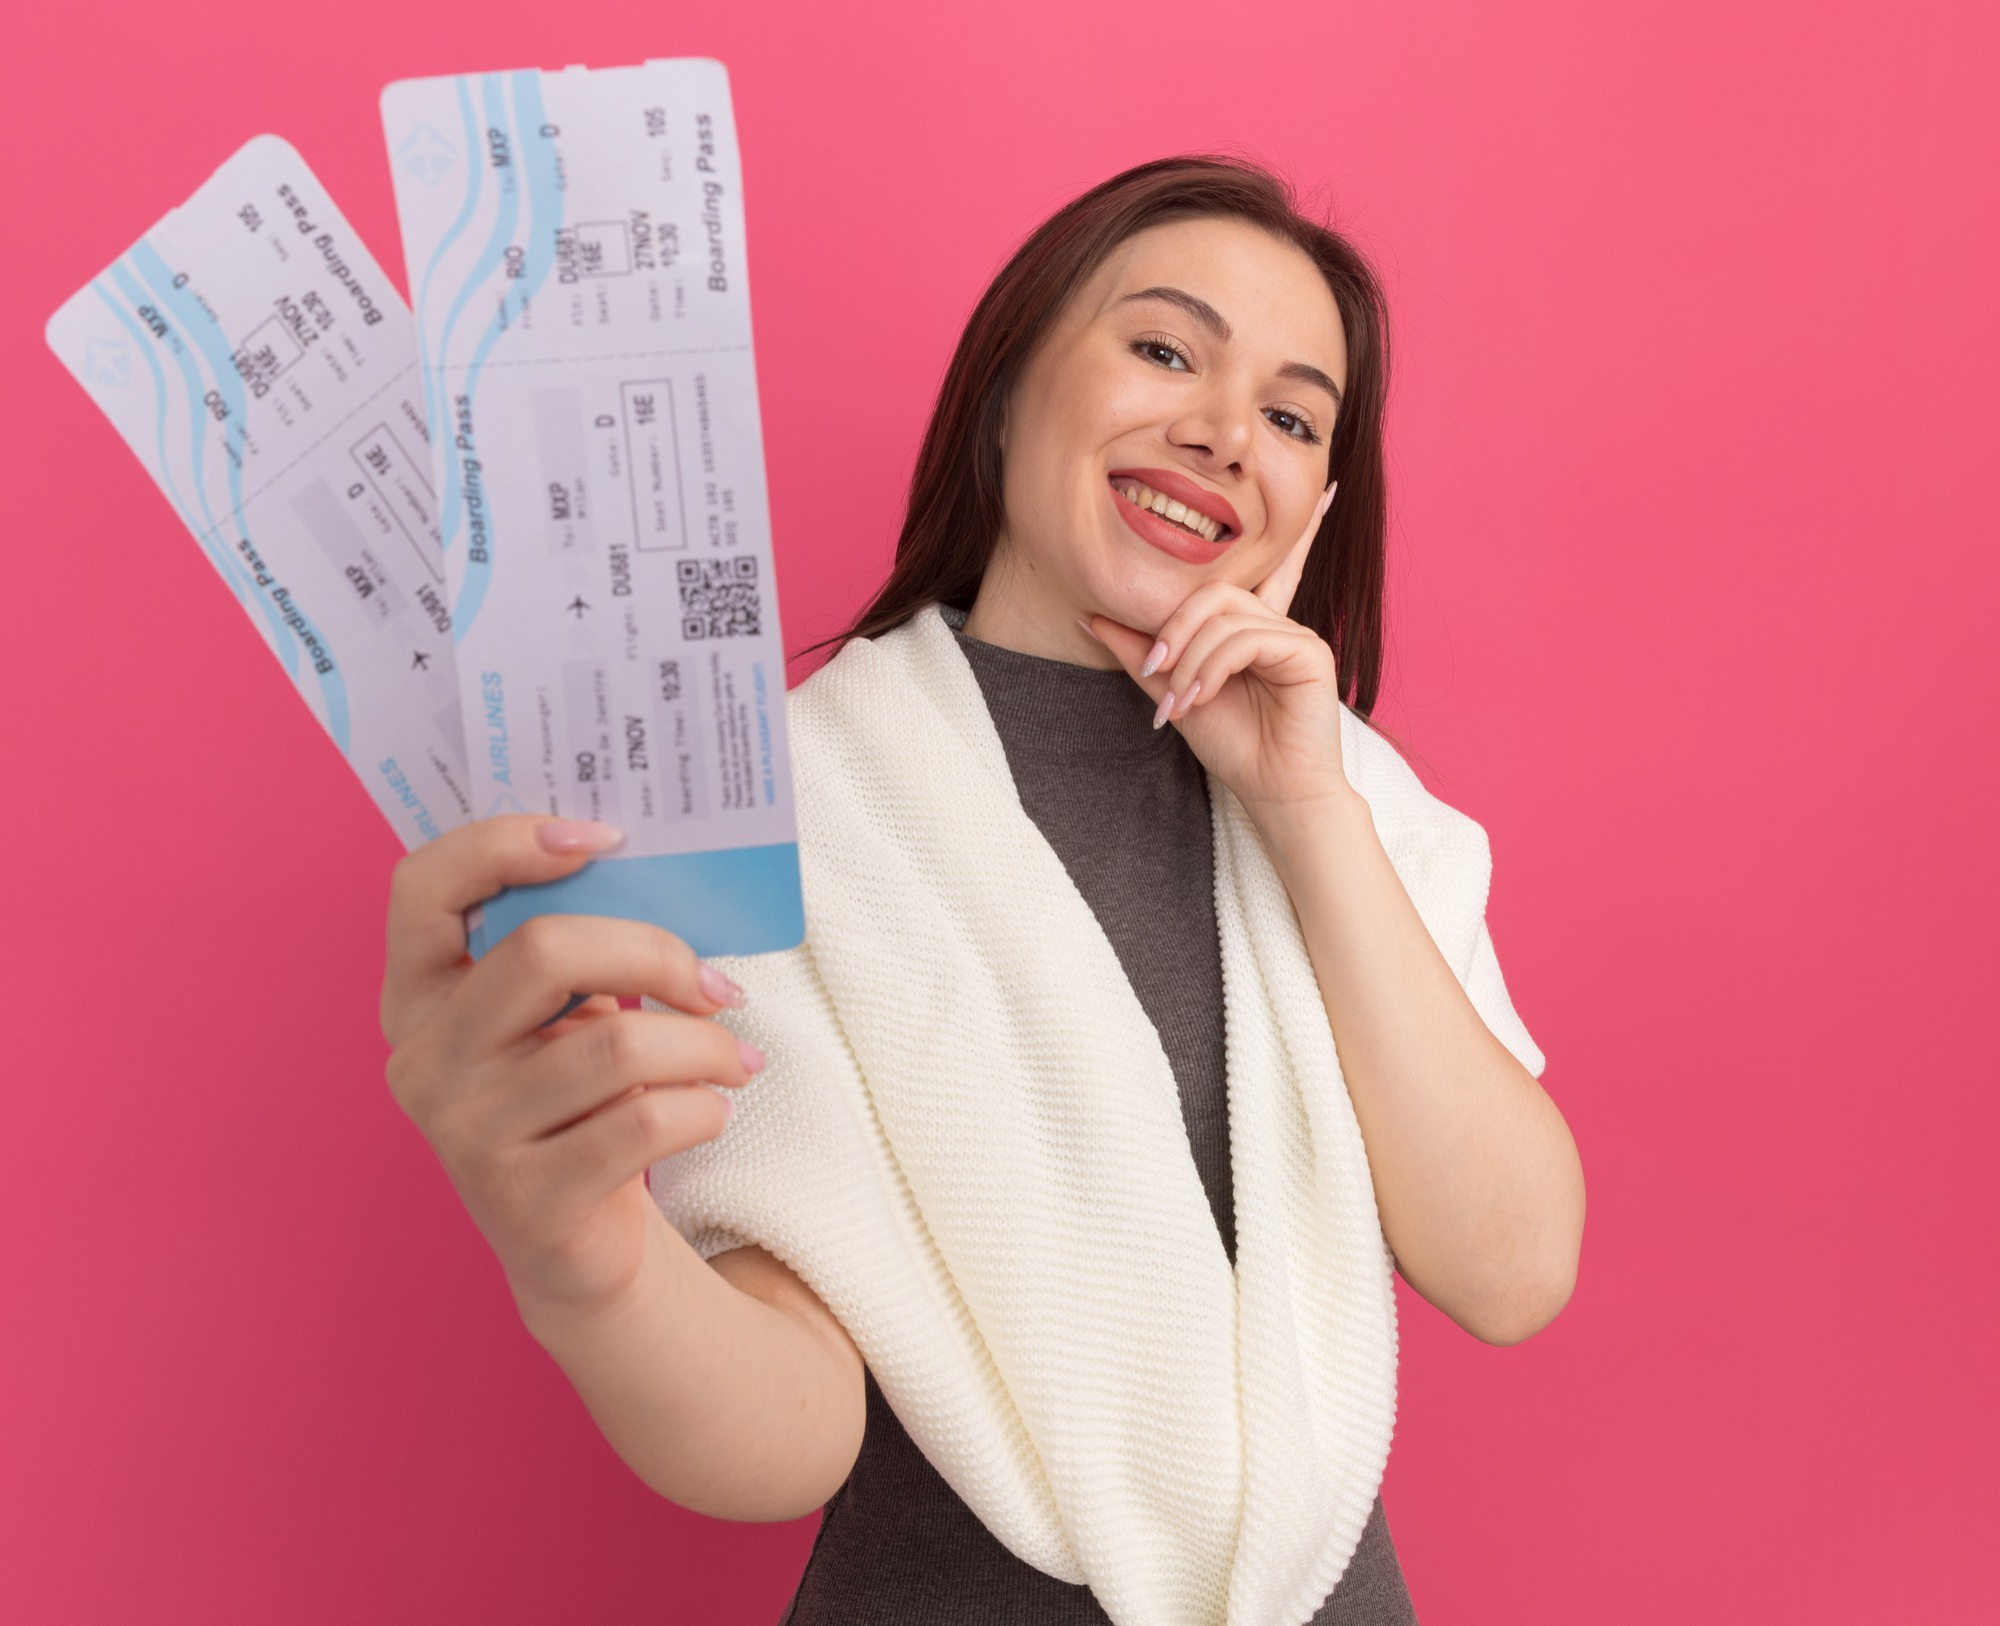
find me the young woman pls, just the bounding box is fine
[378,157,1585,1625]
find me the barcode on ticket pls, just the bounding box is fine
[677,555,762,639]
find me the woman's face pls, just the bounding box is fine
[972,215,1349,665]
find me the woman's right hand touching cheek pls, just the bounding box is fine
[378,815,763,1326]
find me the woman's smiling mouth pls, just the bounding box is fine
[1107,467,1241,563]
[1108,472,1238,543]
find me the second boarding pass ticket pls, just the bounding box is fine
[45,136,471,851]
[382,59,797,864]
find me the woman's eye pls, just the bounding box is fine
[1266,407,1320,445]
[1133,339,1190,370]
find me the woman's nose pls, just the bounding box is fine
[1168,386,1254,471]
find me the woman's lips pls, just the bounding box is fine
[1108,467,1242,536]
[1110,480,1239,565]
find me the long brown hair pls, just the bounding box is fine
[802,154,1394,719]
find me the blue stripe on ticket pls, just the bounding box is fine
[468,842,805,960]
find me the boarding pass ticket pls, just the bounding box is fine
[382,59,802,955]
[46,136,471,852]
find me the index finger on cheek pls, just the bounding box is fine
[1256,483,1338,613]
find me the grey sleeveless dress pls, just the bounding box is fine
[778,609,1419,1624]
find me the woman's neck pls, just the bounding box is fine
[960,554,1121,671]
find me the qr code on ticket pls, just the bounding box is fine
[677,555,762,639]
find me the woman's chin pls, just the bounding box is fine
[1089,576,1188,637]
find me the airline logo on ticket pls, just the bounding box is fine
[46,135,471,852]
[382,60,802,956]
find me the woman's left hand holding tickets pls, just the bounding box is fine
[1082,481,1353,820]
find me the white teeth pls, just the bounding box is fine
[1115,478,1224,542]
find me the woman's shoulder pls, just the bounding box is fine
[778,610,962,824]
[1338,703,1491,850]
[782,626,891,780]
[782,605,972,765]
[786,607,932,705]
[786,623,891,714]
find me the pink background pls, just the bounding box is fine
[3,1,1994,1620]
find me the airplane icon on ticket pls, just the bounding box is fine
[395,123,457,187]
[82,338,130,388]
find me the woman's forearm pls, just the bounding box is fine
[514,1206,864,1522]
[1254,791,1585,1345]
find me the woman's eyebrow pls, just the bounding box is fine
[1121,285,1233,340]
[1118,285,1344,405]
[1277,359,1343,407]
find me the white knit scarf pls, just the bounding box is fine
[650,603,1543,1625]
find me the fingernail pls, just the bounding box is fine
[536,819,625,855]
[737,1039,766,1074]
[1175,680,1202,717]
[699,963,746,1007]
[1140,639,1168,677]
[1152,690,1175,730]
[721,1092,737,1123]
[1075,614,1102,643]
